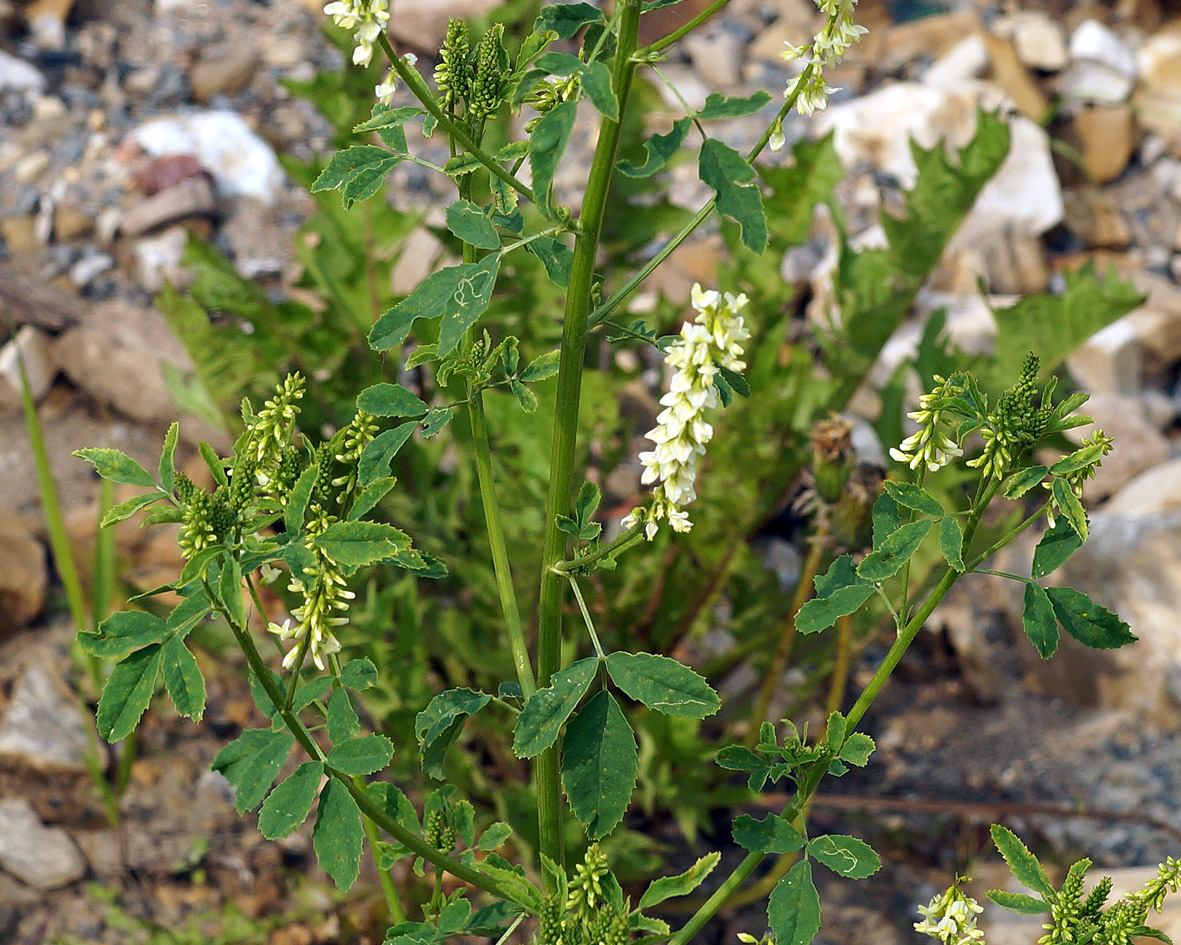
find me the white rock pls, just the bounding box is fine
[69,253,114,289]
[1056,60,1136,105]
[0,663,90,770]
[1066,317,1143,394]
[1008,12,1069,71]
[0,325,55,414]
[922,35,990,87]
[0,49,44,93]
[1069,20,1137,77]
[131,111,285,204]
[0,798,87,889]
[1105,458,1181,517]
[1058,20,1138,105]
[815,83,1063,240]
[132,225,189,293]
[684,29,745,89]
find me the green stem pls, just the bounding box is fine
[565,575,606,659]
[588,71,811,328]
[966,499,1050,571]
[535,0,643,886]
[378,34,536,206]
[358,774,407,923]
[552,524,644,572]
[220,583,534,908]
[469,388,537,697]
[634,0,734,57]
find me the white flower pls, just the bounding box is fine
[324,0,391,72]
[626,284,750,539]
[259,563,282,585]
[915,887,985,945]
[889,375,964,472]
[782,0,866,116]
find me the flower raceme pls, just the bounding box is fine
[888,374,965,473]
[623,285,750,539]
[323,0,390,67]
[914,886,986,945]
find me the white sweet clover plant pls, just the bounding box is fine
[71,2,1176,944]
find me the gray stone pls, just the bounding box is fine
[0,663,89,770]
[54,300,193,423]
[0,799,86,889]
[121,176,216,237]
[0,50,44,93]
[0,326,55,416]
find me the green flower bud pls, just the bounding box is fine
[468,23,509,121]
[435,17,472,109]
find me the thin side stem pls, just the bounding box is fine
[534,0,644,886]
[470,389,537,697]
[589,69,813,328]
[552,525,644,572]
[634,0,734,57]
[378,34,536,206]
[221,583,534,908]
[566,576,606,659]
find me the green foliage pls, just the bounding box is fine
[561,691,638,839]
[699,139,767,253]
[603,652,720,718]
[514,658,598,758]
[769,860,822,945]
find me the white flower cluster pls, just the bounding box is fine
[323,0,390,67]
[914,887,986,945]
[889,375,964,473]
[771,0,867,141]
[623,284,750,540]
[269,548,354,672]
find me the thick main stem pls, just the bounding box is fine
[470,389,537,697]
[534,0,643,887]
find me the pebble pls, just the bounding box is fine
[1073,106,1135,183]
[1070,20,1139,78]
[0,661,89,769]
[0,326,55,417]
[0,49,45,93]
[0,798,87,890]
[1007,12,1069,71]
[121,175,216,236]
[12,151,50,185]
[68,252,114,288]
[190,45,257,102]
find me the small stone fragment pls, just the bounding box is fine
[133,153,204,194]
[1072,105,1135,182]
[121,175,216,236]
[0,798,87,890]
[190,45,257,102]
[0,661,89,770]
[0,325,55,417]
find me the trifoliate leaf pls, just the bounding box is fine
[1003,465,1049,499]
[513,658,598,758]
[158,422,179,493]
[520,349,561,382]
[604,651,720,718]
[858,519,933,582]
[639,852,721,909]
[768,860,821,945]
[96,643,163,741]
[212,728,294,814]
[561,690,637,839]
[359,425,416,487]
[339,658,378,691]
[991,825,1054,898]
[1047,587,1136,650]
[326,734,395,776]
[81,610,168,660]
[697,90,771,120]
[161,636,206,721]
[939,515,965,571]
[732,813,805,854]
[73,448,156,488]
[314,778,364,890]
[987,889,1049,914]
[357,383,428,419]
[416,687,492,779]
[809,835,881,879]
[883,481,943,517]
[1031,517,1084,579]
[311,146,402,207]
[1022,582,1059,659]
[530,99,577,219]
[1051,479,1088,541]
[619,117,691,178]
[445,199,500,250]
[698,138,766,254]
[327,687,360,744]
[795,555,874,636]
[259,762,323,839]
[313,520,413,570]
